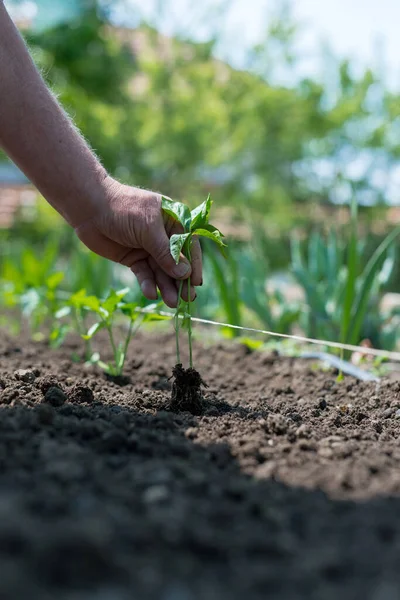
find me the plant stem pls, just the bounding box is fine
[121,317,134,373]
[75,307,91,360]
[175,280,184,364]
[119,315,144,375]
[186,245,193,369]
[107,324,118,373]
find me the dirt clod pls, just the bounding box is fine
[68,384,94,404]
[38,376,65,395]
[14,369,36,384]
[44,386,67,407]
[170,363,207,415]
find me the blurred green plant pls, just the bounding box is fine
[291,210,400,352]
[78,289,167,377]
[16,0,400,231]
[196,243,300,339]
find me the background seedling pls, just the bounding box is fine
[81,289,167,379]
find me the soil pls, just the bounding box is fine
[1,330,400,599]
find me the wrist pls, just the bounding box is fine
[63,167,113,229]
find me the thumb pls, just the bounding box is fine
[144,228,191,280]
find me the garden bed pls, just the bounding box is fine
[1,330,400,599]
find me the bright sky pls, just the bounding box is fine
[7,0,400,87]
[124,0,400,88]
[234,0,400,62]
[5,0,400,203]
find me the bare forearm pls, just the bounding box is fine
[0,2,109,226]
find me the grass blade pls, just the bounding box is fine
[340,196,358,349]
[348,225,400,346]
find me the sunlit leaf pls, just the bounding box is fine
[46,272,64,290]
[55,306,71,319]
[195,227,227,257]
[170,233,191,264]
[190,194,212,231]
[82,321,105,340]
[81,295,101,313]
[102,288,129,313]
[161,197,192,232]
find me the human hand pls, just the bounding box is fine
[74,177,202,308]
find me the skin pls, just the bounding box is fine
[0,2,202,308]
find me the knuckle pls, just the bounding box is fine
[153,244,172,265]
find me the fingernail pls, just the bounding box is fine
[174,262,190,278]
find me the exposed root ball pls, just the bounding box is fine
[170,364,208,415]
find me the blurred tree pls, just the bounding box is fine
[9,0,400,226]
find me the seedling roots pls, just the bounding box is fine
[170,363,208,415]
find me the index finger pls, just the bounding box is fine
[189,235,202,286]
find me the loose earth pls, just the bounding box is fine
[0,331,400,600]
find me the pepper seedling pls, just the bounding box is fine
[82,289,168,381]
[161,194,227,370]
[55,289,99,360]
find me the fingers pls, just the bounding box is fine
[178,280,196,303]
[130,259,158,300]
[144,226,192,281]
[148,258,196,308]
[147,257,178,308]
[190,235,203,286]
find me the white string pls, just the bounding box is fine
[138,307,400,362]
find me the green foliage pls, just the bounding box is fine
[291,220,400,352]
[21,2,400,226]
[196,243,300,339]
[204,246,241,337]
[79,289,168,376]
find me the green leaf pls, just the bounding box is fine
[144,313,171,322]
[195,227,227,257]
[116,342,125,370]
[87,352,100,364]
[82,295,101,313]
[120,302,140,319]
[161,197,192,232]
[20,289,40,316]
[55,306,71,319]
[46,272,64,290]
[170,233,191,264]
[348,224,400,346]
[69,289,88,308]
[102,288,129,313]
[82,321,105,340]
[98,360,114,374]
[49,324,69,348]
[340,195,359,347]
[190,194,212,231]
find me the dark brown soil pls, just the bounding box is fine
[1,330,400,599]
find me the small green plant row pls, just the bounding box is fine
[0,265,164,377]
[2,193,400,373]
[0,195,227,377]
[55,287,171,377]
